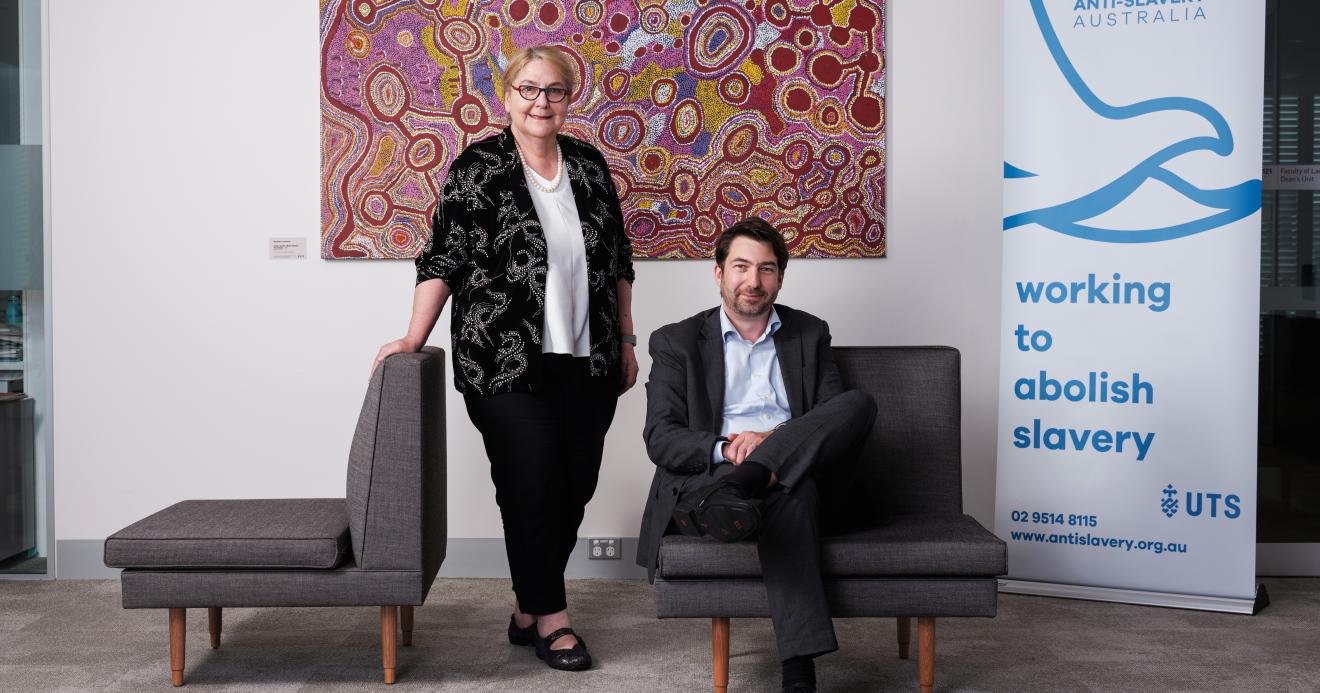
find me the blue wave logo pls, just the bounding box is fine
[1003,0,1261,244]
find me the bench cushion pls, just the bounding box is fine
[658,513,1006,579]
[118,565,425,608]
[655,576,999,619]
[104,499,350,569]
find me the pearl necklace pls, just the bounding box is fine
[518,140,564,193]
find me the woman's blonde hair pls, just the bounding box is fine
[498,45,577,101]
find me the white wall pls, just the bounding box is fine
[49,1,1002,550]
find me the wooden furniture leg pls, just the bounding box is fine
[207,608,222,649]
[918,617,935,693]
[169,608,186,687]
[381,606,398,684]
[712,617,730,693]
[897,616,911,659]
[400,605,414,647]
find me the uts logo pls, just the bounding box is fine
[1160,484,1178,518]
[1161,484,1243,520]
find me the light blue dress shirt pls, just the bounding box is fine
[711,307,792,464]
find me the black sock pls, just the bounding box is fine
[781,655,816,688]
[725,461,772,493]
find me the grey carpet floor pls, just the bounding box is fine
[0,577,1317,692]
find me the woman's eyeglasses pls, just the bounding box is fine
[515,84,570,103]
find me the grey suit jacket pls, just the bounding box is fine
[637,304,843,581]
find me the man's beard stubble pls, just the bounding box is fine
[722,286,776,319]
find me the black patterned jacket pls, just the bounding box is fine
[416,128,635,395]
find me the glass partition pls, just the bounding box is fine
[1258,0,1320,545]
[0,0,48,576]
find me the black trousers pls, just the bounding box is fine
[464,354,619,615]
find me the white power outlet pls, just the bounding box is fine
[588,538,621,560]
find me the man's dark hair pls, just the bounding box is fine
[714,217,789,273]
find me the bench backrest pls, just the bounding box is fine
[832,346,963,516]
[345,348,447,577]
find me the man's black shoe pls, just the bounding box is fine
[782,683,816,693]
[671,480,761,542]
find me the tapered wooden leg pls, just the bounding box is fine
[208,608,222,649]
[897,616,911,659]
[918,617,935,693]
[400,606,414,647]
[168,608,186,687]
[712,617,729,693]
[381,606,398,684]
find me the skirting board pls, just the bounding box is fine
[998,579,1266,614]
[53,538,649,581]
[1256,543,1320,576]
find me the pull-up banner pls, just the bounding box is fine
[995,0,1264,612]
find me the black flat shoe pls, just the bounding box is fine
[672,480,762,542]
[782,683,817,693]
[508,614,536,646]
[535,627,592,671]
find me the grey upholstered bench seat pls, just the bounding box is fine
[105,499,350,570]
[106,349,448,686]
[658,513,1007,579]
[650,347,1007,693]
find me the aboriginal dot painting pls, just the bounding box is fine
[321,0,885,259]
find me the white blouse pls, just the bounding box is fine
[524,165,590,357]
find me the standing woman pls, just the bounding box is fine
[373,45,637,671]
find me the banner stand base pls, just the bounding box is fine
[1252,583,1271,615]
[998,579,1260,614]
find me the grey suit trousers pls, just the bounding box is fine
[678,389,877,660]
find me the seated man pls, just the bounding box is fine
[637,217,877,693]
